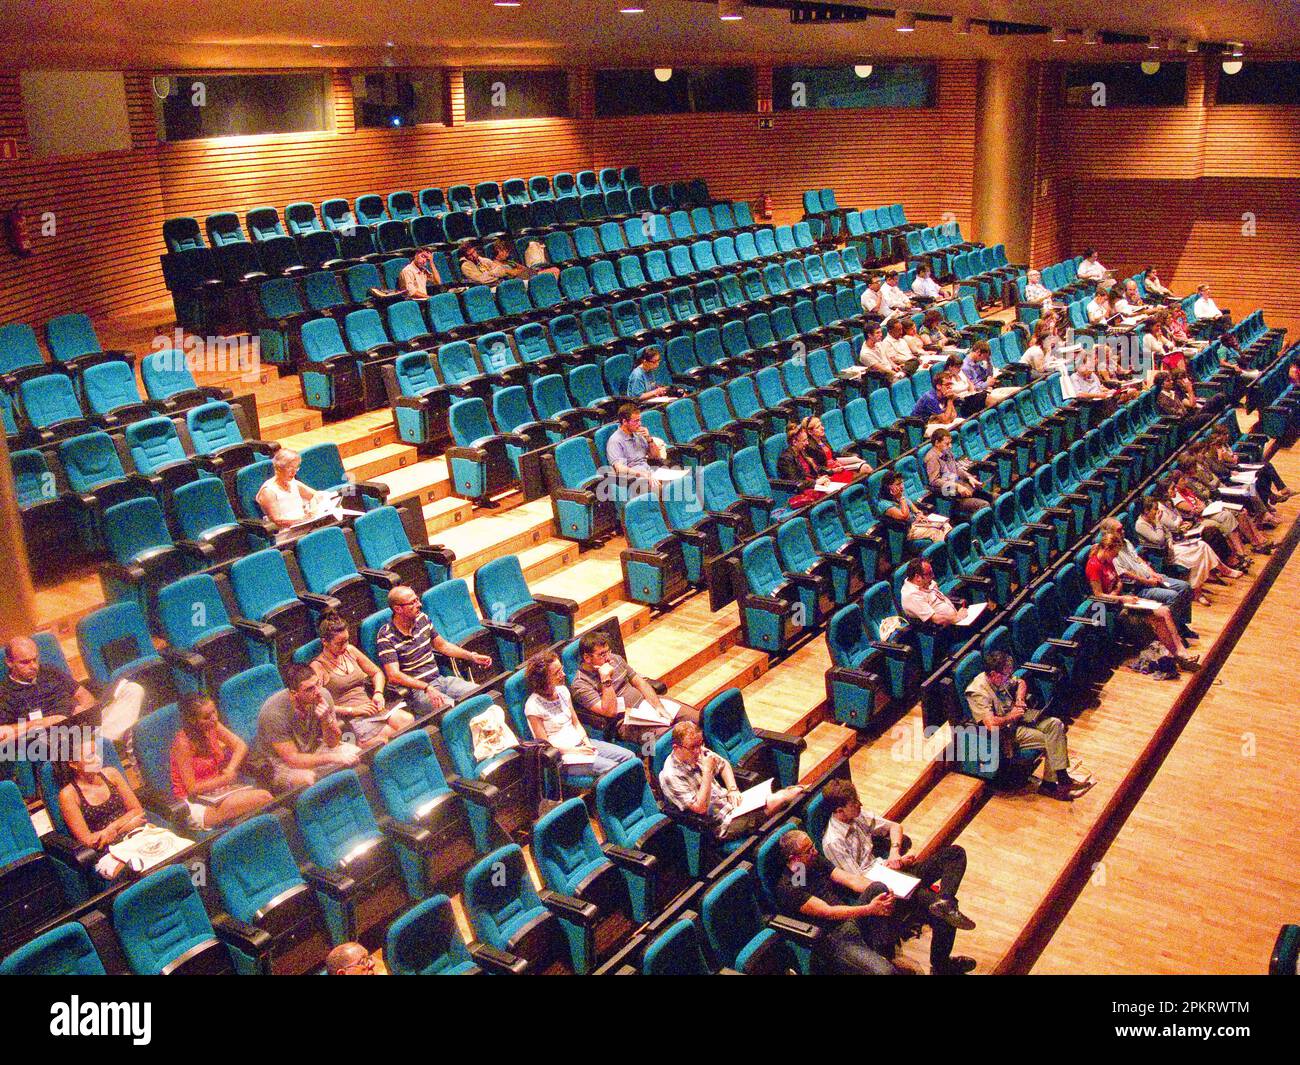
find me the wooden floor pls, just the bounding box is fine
[1032,509,1300,974]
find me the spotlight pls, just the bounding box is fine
[1146,37,1161,49]
[492,0,521,7]
[1184,39,1199,54]
[1051,27,1068,43]
[1140,60,1161,74]
[1221,60,1243,75]
[1082,29,1098,45]
[1229,41,1245,57]
[653,67,673,82]
[718,0,743,20]
[853,64,873,78]
[895,11,915,32]
[953,17,970,35]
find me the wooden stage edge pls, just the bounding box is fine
[997,506,1300,975]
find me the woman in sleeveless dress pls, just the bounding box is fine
[256,447,317,529]
[58,732,145,877]
[310,613,414,748]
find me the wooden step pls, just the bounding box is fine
[439,498,555,576]
[280,410,398,460]
[624,594,741,689]
[260,408,323,439]
[577,600,653,642]
[671,644,770,712]
[343,442,420,481]
[732,635,832,737]
[848,707,955,820]
[33,572,107,644]
[252,374,307,418]
[798,722,858,784]
[515,539,579,583]
[372,457,450,507]
[423,496,474,536]
[531,557,625,621]
[897,771,986,858]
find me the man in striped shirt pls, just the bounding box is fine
[376,586,491,716]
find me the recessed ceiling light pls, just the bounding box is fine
[1082,29,1098,45]
[492,0,521,7]
[1051,27,1068,43]
[1146,37,1161,49]
[619,3,645,12]
[895,11,915,32]
[1183,39,1199,54]
[653,67,673,82]
[311,43,324,48]
[953,17,970,35]
[718,0,743,20]
[385,40,395,47]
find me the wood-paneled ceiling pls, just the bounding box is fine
[0,0,1288,69]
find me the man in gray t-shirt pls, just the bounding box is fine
[569,632,698,747]
[249,664,358,792]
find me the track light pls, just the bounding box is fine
[492,0,521,6]
[895,10,915,32]
[1051,27,1068,43]
[1082,29,1098,45]
[1146,37,1161,49]
[953,17,970,35]
[653,67,673,82]
[718,0,743,20]
[1229,41,1244,57]
[1184,39,1199,54]
[853,64,873,78]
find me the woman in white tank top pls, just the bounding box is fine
[256,447,316,528]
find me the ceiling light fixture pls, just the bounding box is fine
[1221,59,1243,74]
[718,0,743,20]
[1229,41,1245,56]
[1140,60,1161,74]
[953,17,970,35]
[1183,39,1199,54]
[653,67,673,82]
[1146,37,1161,49]
[492,0,521,7]
[1051,27,1068,43]
[854,64,874,78]
[619,2,645,12]
[895,11,915,32]
[1082,29,1098,45]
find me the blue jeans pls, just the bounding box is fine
[401,673,480,717]
[1137,578,1193,628]
[565,739,635,779]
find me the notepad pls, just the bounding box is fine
[955,601,987,627]
[864,859,921,899]
[721,778,772,827]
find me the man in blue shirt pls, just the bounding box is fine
[961,340,997,392]
[626,347,671,400]
[606,404,665,480]
[912,371,960,428]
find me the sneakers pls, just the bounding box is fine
[928,896,977,931]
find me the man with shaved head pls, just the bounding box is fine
[325,942,378,975]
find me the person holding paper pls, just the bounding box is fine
[883,473,951,547]
[625,347,673,401]
[819,778,976,975]
[606,404,668,482]
[1205,425,1290,505]
[1097,518,1198,634]
[803,415,869,482]
[248,663,362,792]
[658,721,802,840]
[858,323,906,386]
[966,651,1089,802]
[1162,475,1252,567]
[1135,496,1241,597]
[170,692,273,830]
[1175,458,1275,551]
[859,274,886,319]
[256,447,319,530]
[911,371,963,431]
[1186,443,1277,526]
[1076,249,1111,282]
[570,632,698,748]
[774,829,908,975]
[880,271,915,313]
[900,558,977,632]
[310,613,414,748]
[523,653,633,780]
[880,316,921,375]
[1086,534,1199,671]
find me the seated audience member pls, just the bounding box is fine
[883,473,951,546]
[1020,320,1068,381]
[1163,474,1253,566]
[859,324,905,385]
[488,238,528,281]
[910,262,946,303]
[1085,286,1114,325]
[859,274,886,318]
[326,943,378,975]
[1177,456,1275,547]
[962,340,1017,403]
[311,613,414,748]
[376,587,490,717]
[1086,533,1199,671]
[256,447,319,531]
[965,651,1089,801]
[1093,341,1142,401]
[1192,283,1229,328]
[570,631,698,748]
[804,414,869,480]
[1116,279,1150,318]
[1166,298,1199,348]
[1153,371,1201,424]
[1022,269,1052,308]
[1144,312,1182,371]
[1096,518,1197,635]
[1076,249,1111,282]
[880,316,921,376]
[248,664,360,792]
[626,347,672,401]
[1185,445,1276,527]
[924,428,989,516]
[943,353,983,416]
[920,308,964,355]
[1134,496,1240,601]
[397,251,440,299]
[1070,356,1117,407]
[777,421,832,492]
[658,720,804,840]
[170,692,273,830]
[880,271,914,313]
[1143,266,1174,299]
[524,652,633,780]
[818,778,976,974]
[1206,425,1290,505]
[1,636,146,744]
[901,318,932,363]
[912,371,963,432]
[606,403,667,482]
[458,243,496,285]
[57,731,147,877]
[900,557,970,625]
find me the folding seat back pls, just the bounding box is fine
[244,206,284,242]
[598,221,626,254]
[386,894,479,975]
[113,865,254,975]
[0,919,108,976]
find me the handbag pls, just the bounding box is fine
[108,825,194,874]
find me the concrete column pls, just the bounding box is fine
[972,59,1037,264]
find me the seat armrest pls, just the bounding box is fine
[379,814,432,851]
[601,843,658,874]
[447,773,502,808]
[767,913,823,946]
[469,941,530,975]
[211,912,273,956]
[538,888,600,927]
[752,727,806,755]
[302,863,358,900]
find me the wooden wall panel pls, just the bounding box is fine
[1028,62,1071,268]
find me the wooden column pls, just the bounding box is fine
[972,59,1037,264]
[0,430,38,640]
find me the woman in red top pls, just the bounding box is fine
[1086,533,1198,670]
[170,692,272,830]
[802,416,868,484]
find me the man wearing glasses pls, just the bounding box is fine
[376,586,493,717]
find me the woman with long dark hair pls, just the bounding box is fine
[170,692,273,829]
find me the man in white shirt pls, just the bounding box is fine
[910,263,944,303]
[880,271,914,313]
[1070,357,1114,401]
[1077,249,1110,282]
[1022,269,1052,308]
[819,777,975,974]
[858,324,904,383]
[859,275,885,318]
[1086,289,1113,325]
[397,251,440,299]
[880,317,919,374]
[1192,283,1226,323]
[900,558,971,626]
